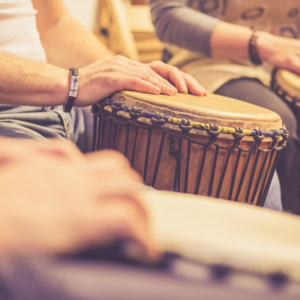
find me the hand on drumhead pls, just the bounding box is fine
[148,61,207,96]
[0,138,159,261]
[76,56,207,107]
[257,32,300,74]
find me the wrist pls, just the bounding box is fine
[57,68,70,106]
[256,31,277,61]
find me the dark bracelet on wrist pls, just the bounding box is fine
[63,67,79,113]
[249,28,263,66]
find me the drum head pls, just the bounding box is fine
[141,190,300,281]
[111,91,282,131]
[275,69,300,99]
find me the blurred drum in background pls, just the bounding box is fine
[54,190,300,299]
[139,190,300,296]
[272,69,300,134]
[92,91,288,206]
[272,69,300,107]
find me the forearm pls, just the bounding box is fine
[39,14,113,69]
[210,22,252,60]
[0,53,69,106]
[210,22,282,63]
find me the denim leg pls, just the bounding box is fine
[0,107,69,140]
[69,107,93,153]
[263,171,282,211]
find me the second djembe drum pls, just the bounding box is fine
[92,91,288,206]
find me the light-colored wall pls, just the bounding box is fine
[63,0,98,32]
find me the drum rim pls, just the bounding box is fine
[272,68,300,106]
[95,98,288,138]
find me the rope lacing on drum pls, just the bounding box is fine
[208,124,220,143]
[232,127,244,148]
[179,118,192,132]
[270,129,280,149]
[94,98,287,139]
[169,135,182,192]
[129,106,141,120]
[151,112,165,125]
[252,129,265,150]
[169,135,182,160]
[281,127,289,148]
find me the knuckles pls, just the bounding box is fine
[130,77,142,88]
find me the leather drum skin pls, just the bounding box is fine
[92,91,287,206]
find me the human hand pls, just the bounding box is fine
[76,55,206,107]
[147,61,207,96]
[0,138,158,260]
[257,32,300,74]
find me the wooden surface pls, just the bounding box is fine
[112,91,282,131]
[140,190,300,281]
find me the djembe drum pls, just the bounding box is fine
[92,91,288,206]
[272,69,300,106]
[139,190,300,292]
[65,190,300,298]
[272,68,300,134]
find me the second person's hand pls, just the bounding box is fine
[257,32,300,74]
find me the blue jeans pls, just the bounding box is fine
[0,104,282,211]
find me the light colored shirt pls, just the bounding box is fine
[0,0,46,62]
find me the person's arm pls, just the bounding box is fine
[0,137,158,259]
[150,0,300,74]
[211,23,300,73]
[32,0,113,69]
[0,0,207,107]
[0,53,69,106]
[31,0,205,95]
[0,52,207,107]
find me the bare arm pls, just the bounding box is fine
[0,53,69,106]
[32,0,113,69]
[211,22,300,73]
[0,0,206,107]
[0,138,158,259]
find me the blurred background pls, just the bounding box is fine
[63,0,163,63]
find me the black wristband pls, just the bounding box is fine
[63,67,79,113]
[249,28,263,66]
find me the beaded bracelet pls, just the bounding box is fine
[249,28,263,66]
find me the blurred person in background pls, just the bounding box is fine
[0,137,157,300]
[149,0,300,213]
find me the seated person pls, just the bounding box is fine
[149,0,300,213]
[0,0,205,153]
